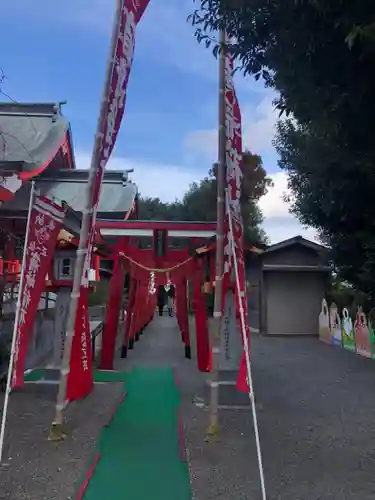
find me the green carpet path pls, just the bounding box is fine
[81,367,192,500]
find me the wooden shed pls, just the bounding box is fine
[246,236,330,336]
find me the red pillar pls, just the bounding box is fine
[134,279,148,341]
[193,261,211,372]
[175,280,184,341]
[176,279,191,358]
[129,279,142,349]
[99,254,125,369]
[121,276,136,358]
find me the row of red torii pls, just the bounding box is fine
[98,220,220,373]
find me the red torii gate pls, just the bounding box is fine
[96,220,217,373]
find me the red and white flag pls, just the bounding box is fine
[12,196,66,389]
[90,0,151,210]
[66,0,151,400]
[66,286,92,401]
[222,54,252,393]
[82,0,151,287]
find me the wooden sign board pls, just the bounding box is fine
[355,309,371,358]
[342,308,355,352]
[51,289,70,367]
[319,299,331,344]
[329,302,341,346]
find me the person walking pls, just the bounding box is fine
[167,285,175,317]
[157,286,166,316]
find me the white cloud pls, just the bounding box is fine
[75,152,202,203]
[184,93,277,162]
[259,171,290,219]
[259,171,318,243]
[182,93,319,243]
[11,0,314,244]
[75,152,316,243]
[242,95,277,152]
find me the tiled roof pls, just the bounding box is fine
[0,102,71,174]
[0,169,137,218]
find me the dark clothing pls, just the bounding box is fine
[157,285,166,317]
[157,284,175,316]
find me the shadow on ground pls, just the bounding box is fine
[123,316,375,500]
[2,314,375,499]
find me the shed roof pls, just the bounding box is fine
[0,102,74,177]
[0,169,137,219]
[264,235,328,254]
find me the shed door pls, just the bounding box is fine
[264,271,325,335]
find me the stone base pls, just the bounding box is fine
[121,345,127,358]
[185,345,191,359]
[204,370,250,407]
[44,369,61,382]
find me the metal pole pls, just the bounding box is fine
[226,189,267,500]
[49,0,123,441]
[0,181,36,463]
[206,29,227,439]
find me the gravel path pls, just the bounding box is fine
[0,381,123,500]
[120,316,375,500]
[2,314,375,499]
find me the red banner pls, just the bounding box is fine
[193,264,211,372]
[67,0,150,398]
[12,196,65,389]
[80,0,151,299]
[91,0,151,209]
[223,54,251,393]
[67,287,93,401]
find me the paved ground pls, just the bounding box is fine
[0,382,123,500]
[121,316,375,500]
[2,314,375,499]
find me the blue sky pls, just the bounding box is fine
[0,0,315,243]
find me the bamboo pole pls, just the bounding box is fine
[49,0,123,441]
[0,181,36,463]
[226,189,267,500]
[206,29,227,439]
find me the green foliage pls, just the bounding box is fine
[190,0,375,293]
[327,278,369,314]
[138,151,271,244]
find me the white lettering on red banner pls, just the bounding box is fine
[83,0,151,290]
[222,54,251,393]
[94,0,150,207]
[67,0,150,401]
[12,196,65,389]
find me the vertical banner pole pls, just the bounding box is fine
[0,181,36,463]
[50,0,124,440]
[226,189,267,500]
[206,29,227,438]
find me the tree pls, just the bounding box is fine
[138,150,271,244]
[190,0,375,292]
